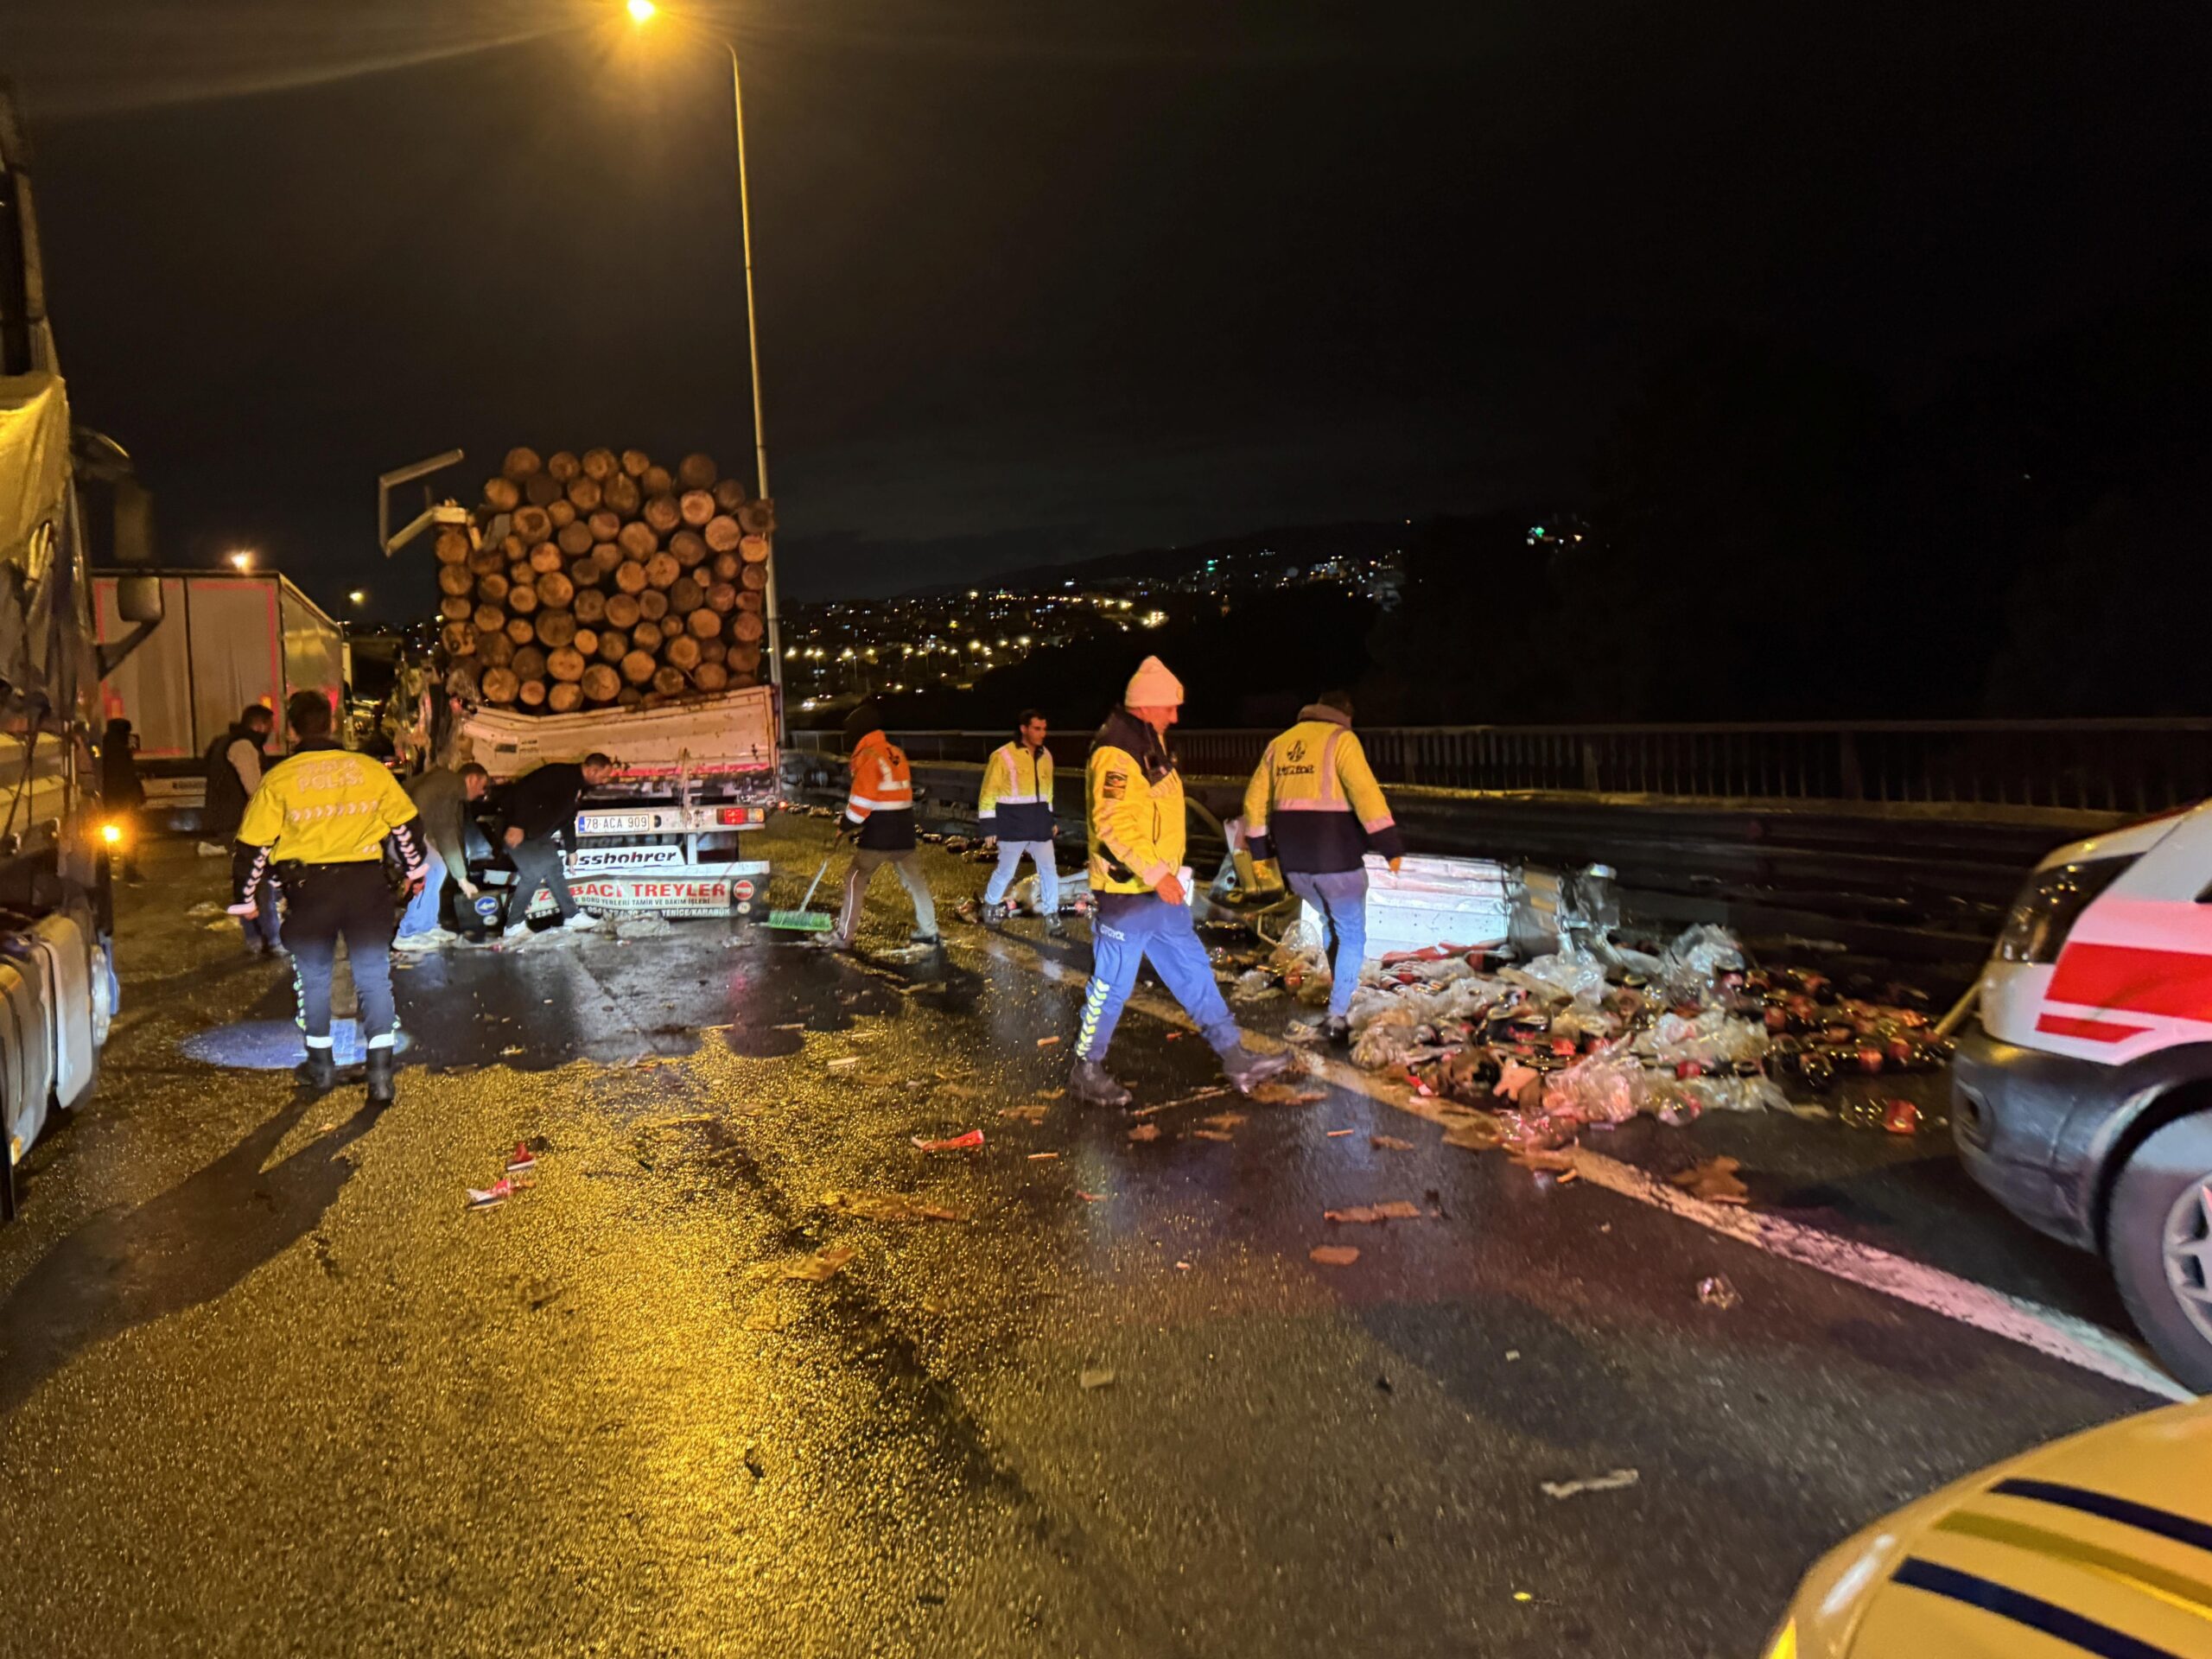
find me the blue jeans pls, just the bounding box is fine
[983,840,1060,912]
[1286,868,1369,1019]
[1076,892,1240,1063]
[397,847,447,937]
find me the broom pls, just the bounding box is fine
[765,854,837,931]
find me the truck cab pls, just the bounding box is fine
[0,89,161,1216]
[1953,801,2212,1388]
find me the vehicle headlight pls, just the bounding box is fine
[100,820,125,847]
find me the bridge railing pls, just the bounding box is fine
[787,720,2212,815]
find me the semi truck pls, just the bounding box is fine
[0,88,164,1216]
[92,569,349,828]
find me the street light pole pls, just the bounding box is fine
[726,41,785,731]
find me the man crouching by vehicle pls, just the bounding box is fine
[231,691,427,1104]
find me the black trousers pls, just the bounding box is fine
[509,835,579,921]
[277,861,398,1045]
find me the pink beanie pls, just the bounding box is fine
[1124,656,1185,708]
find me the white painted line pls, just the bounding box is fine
[975,928,2193,1402]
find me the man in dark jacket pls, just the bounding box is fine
[499,753,613,938]
[397,762,490,949]
[203,705,281,954]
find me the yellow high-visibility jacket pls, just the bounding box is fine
[232,739,425,899]
[1243,706,1405,874]
[977,741,1056,841]
[1085,709,1184,894]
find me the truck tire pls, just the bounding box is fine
[2108,1111,2212,1393]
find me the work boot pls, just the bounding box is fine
[1043,913,1066,938]
[365,1047,396,1106]
[909,930,942,948]
[1323,1015,1351,1046]
[1219,1043,1294,1096]
[294,1048,336,1093]
[1069,1058,1133,1109]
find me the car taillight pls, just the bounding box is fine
[1994,856,2132,963]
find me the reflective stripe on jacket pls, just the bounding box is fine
[1243,709,1406,874]
[232,740,425,901]
[844,729,917,851]
[1086,709,1183,894]
[978,741,1055,841]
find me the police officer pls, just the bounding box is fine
[976,708,1065,934]
[1243,690,1406,1044]
[1069,656,1291,1107]
[231,690,427,1103]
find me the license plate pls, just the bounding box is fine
[575,810,655,835]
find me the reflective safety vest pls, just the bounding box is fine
[843,728,917,851]
[1243,712,1405,874]
[978,741,1056,842]
[1086,710,1184,895]
[232,739,425,901]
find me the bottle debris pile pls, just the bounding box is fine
[1235,920,1949,1157]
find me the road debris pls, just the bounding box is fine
[1669,1155,1750,1205]
[1325,1128,1355,1137]
[1077,1190,1107,1202]
[1249,1081,1328,1107]
[743,1443,766,1479]
[1127,1122,1162,1143]
[1190,1129,1233,1142]
[1697,1274,1742,1309]
[1079,1367,1116,1390]
[1027,1151,1060,1161]
[1309,1245,1362,1267]
[821,1191,967,1223]
[827,1056,861,1071]
[1204,1111,1248,1129]
[997,1103,1050,1124]
[467,1178,513,1211]
[1035,1087,1065,1100]
[911,1129,985,1153]
[1037,1035,1062,1047]
[1370,1134,1415,1151]
[1540,1467,1640,1500]
[784,1245,858,1283]
[505,1143,537,1174]
[1324,1200,1423,1224]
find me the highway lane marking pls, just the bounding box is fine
[972,927,2192,1402]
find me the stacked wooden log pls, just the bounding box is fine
[435,446,774,713]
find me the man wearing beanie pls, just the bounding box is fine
[1243,689,1406,1044]
[1069,656,1292,1106]
[834,702,938,950]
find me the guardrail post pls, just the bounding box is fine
[1839,731,1865,801]
[1580,738,1599,795]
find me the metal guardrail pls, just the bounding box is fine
[788,720,2212,815]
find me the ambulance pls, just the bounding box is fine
[1954,802,2212,1389]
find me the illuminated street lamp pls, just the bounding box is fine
[227,550,254,571]
[626,1,782,724]
[347,589,367,607]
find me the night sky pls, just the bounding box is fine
[5,0,2202,615]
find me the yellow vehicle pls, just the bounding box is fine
[1767,1396,2212,1656]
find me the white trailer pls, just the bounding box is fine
[92,569,349,824]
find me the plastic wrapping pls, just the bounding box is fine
[1658,924,1745,1003]
[1540,1042,1653,1128]
[1499,948,1608,1008]
[1637,1010,1770,1068]
[1351,1006,1423,1070]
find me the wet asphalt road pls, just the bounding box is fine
[0,821,2169,1657]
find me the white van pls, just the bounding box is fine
[1954,802,2212,1388]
